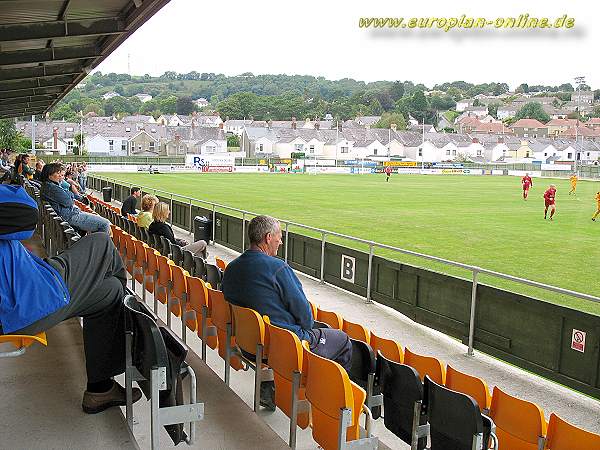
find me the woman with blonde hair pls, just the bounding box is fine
[136,194,158,229]
[149,202,208,258]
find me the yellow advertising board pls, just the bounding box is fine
[384,161,417,167]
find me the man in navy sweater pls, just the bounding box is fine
[222,215,352,410]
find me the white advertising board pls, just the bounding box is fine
[185,154,235,167]
[541,164,572,171]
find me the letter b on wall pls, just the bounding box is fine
[341,255,356,284]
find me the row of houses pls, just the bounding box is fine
[457,116,600,140]
[240,126,600,164]
[455,91,597,118]
[17,120,227,156]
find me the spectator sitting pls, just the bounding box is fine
[64,170,82,197]
[0,184,142,413]
[121,187,141,217]
[222,215,352,410]
[33,160,44,181]
[78,164,88,193]
[148,202,208,258]
[15,153,35,181]
[40,162,110,234]
[137,194,158,229]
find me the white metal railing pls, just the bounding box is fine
[92,174,600,357]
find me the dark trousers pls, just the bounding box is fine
[16,233,127,383]
[307,327,353,372]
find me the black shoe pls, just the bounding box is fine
[259,380,276,411]
[82,381,142,414]
[593,218,596,222]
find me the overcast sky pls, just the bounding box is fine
[96,0,595,90]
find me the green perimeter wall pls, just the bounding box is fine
[89,175,600,399]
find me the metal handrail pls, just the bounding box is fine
[92,173,600,356]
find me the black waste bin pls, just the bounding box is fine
[194,216,213,242]
[102,186,112,202]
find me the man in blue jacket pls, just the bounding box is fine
[0,185,141,414]
[222,215,352,410]
[40,162,110,234]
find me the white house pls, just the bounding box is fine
[134,93,153,103]
[102,91,121,100]
[85,135,111,155]
[194,98,209,108]
[456,99,474,112]
[41,136,68,155]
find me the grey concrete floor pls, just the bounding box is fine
[0,318,137,450]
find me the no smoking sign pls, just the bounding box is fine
[571,329,586,353]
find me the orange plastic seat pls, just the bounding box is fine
[144,247,160,312]
[264,317,310,447]
[132,239,148,301]
[111,225,122,249]
[124,235,138,280]
[302,341,377,450]
[231,305,271,411]
[215,256,227,271]
[445,365,491,412]
[342,319,370,344]
[187,276,218,359]
[544,412,600,450]
[209,288,245,382]
[308,301,318,319]
[403,347,446,384]
[369,332,403,363]
[316,307,343,329]
[490,386,547,450]
[156,255,174,325]
[170,265,189,340]
[0,333,47,357]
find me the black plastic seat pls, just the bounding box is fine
[205,263,222,290]
[425,376,497,450]
[159,235,171,257]
[193,255,206,280]
[170,242,184,267]
[377,354,428,450]
[348,339,381,419]
[182,249,195,276]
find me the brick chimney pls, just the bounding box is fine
[219,123,224,129]
[314,122,320,130]
[390,123,397,131]
[497,136,504,143]
[267,119,272,129]
[291,117,296,130]
[53,127,58,149]
[472,137,479,144]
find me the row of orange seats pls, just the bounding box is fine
[313,304,600,450]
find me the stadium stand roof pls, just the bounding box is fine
[0,0,171,120]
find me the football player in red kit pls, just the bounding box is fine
[521,173,533,199]
[385,166,392,182]
[543,184,557,220]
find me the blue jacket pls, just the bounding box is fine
[0,185,70,333]
[222,250,313,340]
[40,180,80,221]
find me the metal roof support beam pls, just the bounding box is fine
[0,99,52,111]
[0,86,66,99]
[0,62,83,82]
[0,110,46,119]
[0,93,59,105]
[0,18,125,42]
[0,76,75,92]
[0,45,99,67]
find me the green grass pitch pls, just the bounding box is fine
[100,172,600,314]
